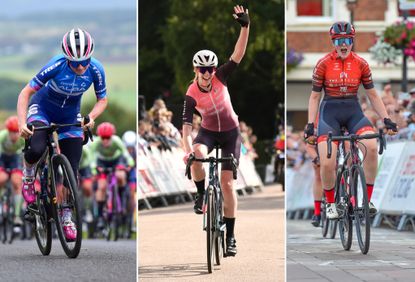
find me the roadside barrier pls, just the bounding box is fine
[138,145,263,209]
[287,140,415,231]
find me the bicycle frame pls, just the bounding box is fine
[202,149,225,234]
[105,171,123,215]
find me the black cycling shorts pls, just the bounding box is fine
[317,97,373,143]
[193,126,241,171]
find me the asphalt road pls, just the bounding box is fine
[0,239,136,282]
[138,184,285,282]
[287,219,415,282]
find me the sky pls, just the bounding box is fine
[1,0,136,16]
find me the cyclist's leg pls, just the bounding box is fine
[96,159,110,219]
[349,110,377,205]
[306,144,323,226]
[192,127,214,214]
[317,100,341,218]
[58,137,83,240]
[9,154,24,222]
[23,113,49,204]
[219,127,241,256]
[0,155,9,188]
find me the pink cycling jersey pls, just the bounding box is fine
[183,60,239,132]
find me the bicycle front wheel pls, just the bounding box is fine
[34,198,52,255]
[206,187,215,273]
[214,190,223,265]
[351,165,370,254]
[51,154,82,258]
[337,170,352,250]
[321,200,328,238]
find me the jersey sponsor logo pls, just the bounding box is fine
[340,72,348,79]
[92,65,104,86]
[28,104,38,115]
[40,61,62,77]
[340,86,348,92]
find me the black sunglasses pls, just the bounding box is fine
[198,66,215,74]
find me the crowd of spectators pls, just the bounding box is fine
[138,98,259,160]
[286,83,415,168]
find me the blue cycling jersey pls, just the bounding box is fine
[29,54,106,111]
[27,54,107,140]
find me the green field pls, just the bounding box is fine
[0,56,136,112]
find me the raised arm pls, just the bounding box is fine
[230,5,250,64]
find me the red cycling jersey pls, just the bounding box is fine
[312,50,374,98]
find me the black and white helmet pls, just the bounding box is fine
[62,28,94,61]
[192,50,218,67]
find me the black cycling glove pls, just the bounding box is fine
[235,12,250,27]
[384,118,398,132]
[304,123,315,140]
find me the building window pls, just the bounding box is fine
[297,0,332,17]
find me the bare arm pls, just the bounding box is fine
[182,124,193,154]
[308,91,322,124]
[230,5,250,64]
[17,84,36,138]
[365,88,389,120]
[86,97,108,129]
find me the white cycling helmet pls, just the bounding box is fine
[122,130,137,147]
[62,28,94,61]
[192,50,218,67]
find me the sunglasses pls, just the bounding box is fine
[101,136,111,140]
[333,38,353,46]
[198,66,215,74]
[69,58,91,68]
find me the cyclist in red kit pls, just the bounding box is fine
[304,22,397,219]
[182,5,249,257]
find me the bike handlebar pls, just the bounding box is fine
[185,153,238,180]
[27,116,93,146]
[327,128,386,159]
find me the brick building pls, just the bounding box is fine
[286,0,414,130]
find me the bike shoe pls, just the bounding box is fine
[22,177,36,204]
[60,208,77,242]
[326,203,339,219]
[226,236,237,257]
[311,214,321,227]
[193,193,204,215]
[369,202,377,216]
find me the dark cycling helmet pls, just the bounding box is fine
[329,21,355,39]
[97,122,116,138]
[62,28,94,61]
[5,116,19,132]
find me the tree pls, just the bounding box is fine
[162,0,284,138]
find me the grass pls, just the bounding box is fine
[0,56,136,111]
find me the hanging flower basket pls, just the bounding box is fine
[383,20,415,60]
[369,36,402,65]
[287,48,304,72]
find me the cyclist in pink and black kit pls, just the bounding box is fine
[182,5,249,257]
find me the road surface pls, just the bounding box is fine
[138,184,285,282]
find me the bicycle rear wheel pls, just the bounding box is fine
[337,170,352,250]
[206,187,215,273]
[51,154,82,258]
[351,165,370,254]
